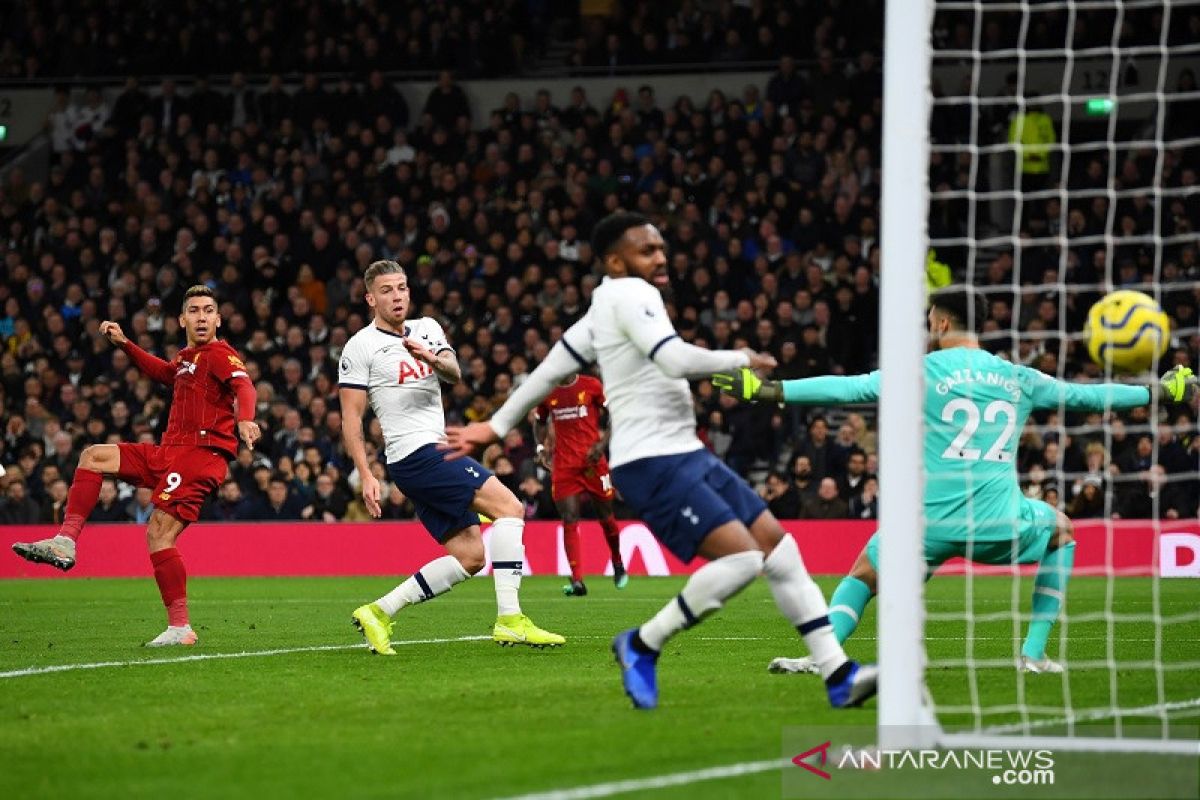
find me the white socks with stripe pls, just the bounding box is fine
[638,550,763,652]
[377,555,471,616]
[489,517,526,617]
[763,535,847,680]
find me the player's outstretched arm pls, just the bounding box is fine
[1024,365,1155,411]
[714,367,881,405]
[100,321,176,385]
[443,319,592,460]
[616,282,764,379]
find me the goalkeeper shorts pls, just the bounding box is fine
[865,497,1057,575]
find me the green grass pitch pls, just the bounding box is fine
[0,575,1197,799]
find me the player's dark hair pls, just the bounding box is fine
[182,284,216,309]
[930,285,989,333]
[590,212,653,260]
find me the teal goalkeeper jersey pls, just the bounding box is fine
[781,347,1150,540]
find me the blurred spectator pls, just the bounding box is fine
[40,479,69,524]
[127,487,155,524]
[251,474,308,521]
[90,477,131,522]
[792,417,833,482]
[517,474,555,520]
[207,480,255,521]
[762,470,800,518]
[837,450,870,501]
[305,473,350,522]
[1068,476,1107,519]
[801,478,849,519]
[0,478,41,524]
[791,455,819,500]
[424,70,472,128]
[848,476,879,520]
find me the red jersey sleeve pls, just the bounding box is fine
[210,342,257,422]
[208,342,250,383]
[120,340,177,385]
[585,375,606,409]
[533,400,549,422]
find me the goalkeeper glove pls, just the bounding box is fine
[712,367,783,403]
[1159,365,1198,403]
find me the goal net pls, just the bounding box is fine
[878,0,1200,756]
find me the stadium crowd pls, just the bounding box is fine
[0,0,564,80]
[0,41,1197,526]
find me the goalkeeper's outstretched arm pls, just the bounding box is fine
[1026,364,1197,411]
[712,367,881,405]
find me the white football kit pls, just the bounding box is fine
[490,275,749,465]
[338,318,453,464]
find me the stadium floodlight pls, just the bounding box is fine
[879,0,1200,756]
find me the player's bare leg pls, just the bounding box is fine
[743,512,876,705]
[1021,511,1074,674]
[614,522,768,708]
[354,527,483,655]
[769,546,877,675]
[594,496,627,589]
[557,494,588,596]
[11,444,122,571]
[473,476,564,647]
[144,509,196,647]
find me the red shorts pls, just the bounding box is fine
[116,443,228,523]
[551,459,615,503]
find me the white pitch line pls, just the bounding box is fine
[982,697,1200,734]
[0,635,489,679]
[491,758,788,800]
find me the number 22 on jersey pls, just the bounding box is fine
[940,398,1017,462]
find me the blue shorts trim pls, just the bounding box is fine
[611,448,768,563]
[387,443,491,543]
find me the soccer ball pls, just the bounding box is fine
[1085,290,1170,373]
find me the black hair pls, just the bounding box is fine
[590,212,653,261]
[929,285,989,333]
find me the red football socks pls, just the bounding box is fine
[150,548,189,627]
[59,468,103,541]
[562,521,583,582]
[600,517,624,571]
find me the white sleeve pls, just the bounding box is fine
[338,336,370,389]
[487,316,595,437]
[650,338,751,379]
[614,283,750,379]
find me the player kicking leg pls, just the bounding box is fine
[15,440,226,647]
[768,500,1074,675]
[610,448,877,709]
[12,444,122,570]
[350,445,564,655]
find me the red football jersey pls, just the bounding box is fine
[534,375,606,471]
[160,340,250,457]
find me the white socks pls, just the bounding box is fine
[489,517,525,617]
[638,550,763,652]
[377,555,472,616]
[763,535,847,679]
